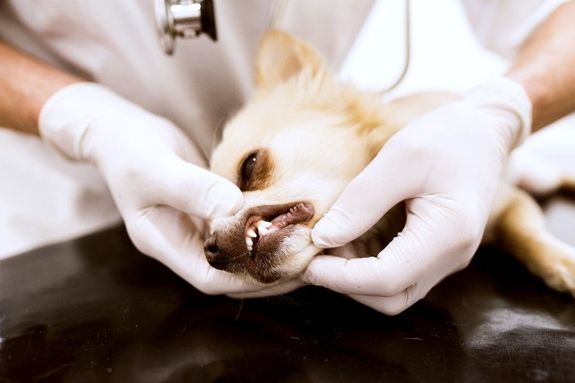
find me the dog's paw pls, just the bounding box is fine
[535,243,575,297]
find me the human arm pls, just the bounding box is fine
[0,40,78,134]
[303,2,575,314]
[507,1,575,131]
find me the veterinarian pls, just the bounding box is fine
[0,1,574,312]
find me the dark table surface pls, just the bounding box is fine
[1,198,575,383]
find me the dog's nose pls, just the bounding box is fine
[204,234,229,270]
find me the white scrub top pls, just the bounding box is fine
[0,0,569,258]
[0,0,375,257]
[458,0,569,59]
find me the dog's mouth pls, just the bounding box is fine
[204,201,316,284]
[243,202,315,258]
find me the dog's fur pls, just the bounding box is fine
[205,30,575,296]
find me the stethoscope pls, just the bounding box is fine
[154,0,217,55]
[154,0,411,93]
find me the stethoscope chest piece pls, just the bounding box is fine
[155,0,217,55]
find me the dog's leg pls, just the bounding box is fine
[495,188,575,296]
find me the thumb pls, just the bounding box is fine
[150,157,243,219]
[311,148,413,248]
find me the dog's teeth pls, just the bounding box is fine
[246,237,253,247]
[247,229,257,238]
[257,221,272,234]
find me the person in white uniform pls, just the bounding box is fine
[0,0,574,313]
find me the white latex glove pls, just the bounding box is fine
[304,77,532,314]
[39,82,299,296]
[509,118,575,195]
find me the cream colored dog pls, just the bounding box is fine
[205,30,575,296]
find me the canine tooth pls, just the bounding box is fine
[246,237,253,247]
[257,223,270,235]
[247,229,257,238]
[258,220,272,228]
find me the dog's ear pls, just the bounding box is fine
[255,29,325,90]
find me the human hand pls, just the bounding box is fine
[303,77,532,314]
[39,83,299,296]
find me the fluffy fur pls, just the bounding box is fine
[205,30,575,296]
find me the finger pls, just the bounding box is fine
[325,244,359,260]
[305,198,473,296]
[128,206,261,295]
[349,285,418,316]
[150,157,243,219]
[302,255,414,297]
[227,279,305,299]
[311,144,420,249]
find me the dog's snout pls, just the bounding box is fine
[204,234,229,270]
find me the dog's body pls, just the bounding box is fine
[205,30,575,296]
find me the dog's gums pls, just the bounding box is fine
[244,202,315,255]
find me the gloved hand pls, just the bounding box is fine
[39,82,299,296]
[304,77,532,314]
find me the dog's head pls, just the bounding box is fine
[205,30,393,284]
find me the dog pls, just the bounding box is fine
[204,30,575,297]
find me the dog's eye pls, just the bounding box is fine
[241,151,259,183]
[238,149,272,191]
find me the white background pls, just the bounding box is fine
[340,0,506,96]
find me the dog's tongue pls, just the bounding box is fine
[270,202,314,230]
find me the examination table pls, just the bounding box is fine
[1,197,574,382]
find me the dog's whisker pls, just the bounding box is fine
[233,297,244,321]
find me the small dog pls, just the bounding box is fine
[205,30,575,296]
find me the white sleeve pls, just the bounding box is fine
[459,0,570,60]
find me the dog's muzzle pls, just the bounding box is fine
[203,202,314,282]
